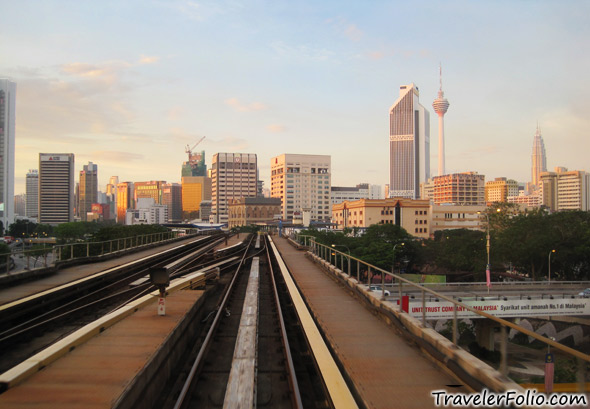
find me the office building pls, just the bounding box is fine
[181,176,212,217]
[39,153,75,224]
[211,153,258,223]
[0,79,16,229]
[116,182,134,223]
[25,169,39,218]
[389,83,430,199]
[331,183,382,205]
[531,125,547,189]
[14,194,25,217]
[79,162,98,221]
[134,181,165,206]
[484,177,519,205]
[331,198,431,239]
[432,172,485,205]
[430,204,485,234]
[270,153,331,222]
[432,66,450,176]
[540,168,590,211]
[162,183,182,222]
[227,197,282,228]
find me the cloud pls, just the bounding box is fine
[162,0,244,22]
[266,124,285,133]
[326,17,363,42]
[138,55,159,65]
[89,150,145,162]
[166,106,185,120]
[270,41,335,62]
[225,97,267,112]
[367,51,385,60]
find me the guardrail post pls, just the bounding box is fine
[6,254,10,274]
[71,244,74,260]
[347,256,351,277]
[367,266,371,286]
[452,305,458,345]
[110,240,113,254]
[398,278,402,305]
[576,357,584,392]
[87,243,90,257]
[422,289,426,326]
[381,270,385,298]
[357,260,360,282]
[500,325,507,376]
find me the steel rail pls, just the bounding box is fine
[173,234,256,409]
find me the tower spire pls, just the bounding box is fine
[433,65,450,176]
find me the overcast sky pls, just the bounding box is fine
[2,0,589,195]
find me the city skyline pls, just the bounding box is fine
[2,1,589,195]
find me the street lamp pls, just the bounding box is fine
[477,208,501,292]
[548,249,556,282]
[332,244,351,274]
[392,242,405,274]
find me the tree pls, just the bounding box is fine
[8,219,38,238]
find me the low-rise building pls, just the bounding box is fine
[331,198,431,239]
[433,172,485,205]
[429,204,485,234]
[485,177,519,205]
[227,197,282,229]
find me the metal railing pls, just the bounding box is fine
[0,229,206,275]
[295,234,590,389]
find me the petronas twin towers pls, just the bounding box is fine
[531,125,547,189]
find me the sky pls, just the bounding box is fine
[2,0,589,195]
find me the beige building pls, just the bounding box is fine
[227,197,282,228]
[271,154,331,222]
[540,167,590,211]
[433,172,485,205]
[331,198,431,239]
[484,177,519,205]
[507,192,542,208]
[430,204,485,234]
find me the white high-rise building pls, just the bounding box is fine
[531,125,547,189]
[211,153,258,224]
[26,169,39,219]
[0,79,16,230]
[270,154,331,222]
[39,153,75,224]
[389,83,430,199]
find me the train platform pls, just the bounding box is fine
[0,234,242,306]
[272,236,467,409]
[0,235,246,408]
[0,287,205,408]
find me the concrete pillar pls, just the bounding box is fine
[475,319,496,351]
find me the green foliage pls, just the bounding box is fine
[92,224,168,242]
[421,229,486,277]
[0,242,10,255]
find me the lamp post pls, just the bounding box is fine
[392,242,405,274]
[478,208,500,292]
[332,244,351,275]
[548,249,556,283]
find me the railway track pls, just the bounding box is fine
[162,234,345,409]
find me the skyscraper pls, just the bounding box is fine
[25,169,39,219]
[39,153,75,224]
[389,83,430,199]
[79,162,98,221]
[211,153,257,223]
[432,67,450,176]
[116,182,134,223]
[531,125,547,189]
[270,154,331,222]
[0,79,16,230]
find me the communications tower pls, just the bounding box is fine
[432,65,450,176]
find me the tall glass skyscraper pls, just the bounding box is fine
[531,125,547,189]
[0,79,16,230]
[389,83,430,199]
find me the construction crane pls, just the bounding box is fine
[185,136,206,165]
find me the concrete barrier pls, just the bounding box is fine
[305,251,523,393]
